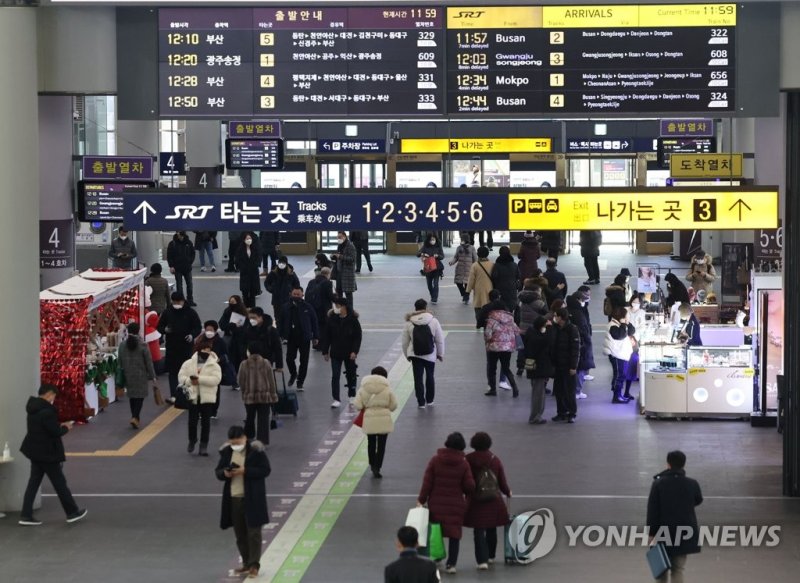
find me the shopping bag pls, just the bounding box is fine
[405,507,429,547]
[646,543,671,579]
[428,523,446,562]
[152,385,165,406]
[115,366,126,388]
[423,256,438,273]
[353,409,365,427]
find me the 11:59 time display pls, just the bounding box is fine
[362,200,484,224]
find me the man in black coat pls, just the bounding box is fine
[320,297,362,408]
[551,308,580,423]
[19,384,86,525]
[305,267,335,348]
[167,231,196,306]
[647,450,703,582]
[579,230,602,285]
[350,230,373,273]
[215,425,271,579]
[244,308,284,371]
[258,230,280,274]
[278,286,319,390]
[157,292,202,402]
[265,257,300,328]
[385,526,440,583]
[543,257,568,300]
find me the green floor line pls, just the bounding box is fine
[270,342,438,583]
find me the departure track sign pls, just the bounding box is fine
[159,3,736,118]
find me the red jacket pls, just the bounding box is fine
[418,448,475,539]
[144,311,162,363]
[464,450,512,529]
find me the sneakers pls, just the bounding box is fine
[566,415,576,424]
[18,517,42,526]
[200,267,207,272]
[247,567,259,579]
[498,380,512,390]
[330,400,341,408]
[576,391,588,399]
[445,566,457,575]
[198,443,208,457]
[584,374,595,381]
[551,414,566,422]
[66,509,88,524]
[296,383,304,391]
[426,401,434,407]
[431,300,437,305]
[477,563,489,570]
[211,266,216,272]
[234,567,250,575]
[418,404,426,409]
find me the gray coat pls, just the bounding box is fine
[117,339,156,399]
[108,237,138,269]
[449,243,477,284]
[335,239,358,293]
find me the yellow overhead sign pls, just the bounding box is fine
[400,138,552,154]
[670,153,743,178]
[507,189,778,230]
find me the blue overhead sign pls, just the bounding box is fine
[317,139,386,153]
[566,138,635,153]
[123,189,506,231]
[159,152,187,176]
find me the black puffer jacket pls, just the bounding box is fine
[552,321,581,371]
[567,295,595,370]
[492,254,520,312]
[523,326,555,379]
[320,310,363,360]
[20,397,67,463]
[517,290,547,332]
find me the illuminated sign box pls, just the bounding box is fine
[401,138,552,154]
[670,153,743,178]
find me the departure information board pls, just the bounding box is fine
[159,3,736,118]
[225,138,284,169]
[78,181,155,223]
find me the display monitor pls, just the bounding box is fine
[225,138,285,170]
[78,181,156,223]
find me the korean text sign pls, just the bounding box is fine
[83,156,154,181]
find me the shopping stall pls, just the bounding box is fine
[39,268,146,421]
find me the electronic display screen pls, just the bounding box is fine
[657,137,717,168]
[225,138,285,169]
[78,181,156,223]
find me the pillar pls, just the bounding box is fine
[0,8,41,513]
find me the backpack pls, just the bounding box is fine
[412,322,435,356]
[475,459,500,501]
[305,279,322,310]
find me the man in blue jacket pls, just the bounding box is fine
[279,286,319,390]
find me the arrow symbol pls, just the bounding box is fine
[728,198,752,220]
[133,201,156,225]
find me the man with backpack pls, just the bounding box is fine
[402,299,445,409]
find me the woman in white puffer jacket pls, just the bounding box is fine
[354,366,398,479]
[603,307,635,405]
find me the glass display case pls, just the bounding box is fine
[686,346,754,416]
[686,346,752,368]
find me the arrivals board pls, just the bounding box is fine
[159,3,736,118]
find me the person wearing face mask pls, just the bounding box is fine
[179,338,222,456]
[417,233,445,305]
[567,292,595,400]
[278,287,319,390]
[235,232,263,309]
[108,226,138,269]
[622,296,646,401]
[685,250,717,295]
[167,231,197,307]
[604,274,628,321]
[449,235,477,304]
[305,266,335,348]
[265,255,300,329]
[219,295,249,381]
[158,292,202,404]
[350,230,373,274]
[331,231,358,306]
[517,231,541,281]
[238,342,278,445]
[523,316,555,424]
[19,384,87,526]
[619,268,634,302]
[215,425,271,580]
[200,321,229,419]
[320,297,362,408]
[117,322,158,429]
[604,307,636,404]
[244,308,284,371]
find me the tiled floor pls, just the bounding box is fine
[1,247,797,582]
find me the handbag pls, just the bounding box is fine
[173,384,193,410]
[114,366,126,388]
[524,358,537,371]
[405,507,430,547]
[152,385,165,406]
[353,409,365,427]
[646,542,671,579]
[423,255,438,273]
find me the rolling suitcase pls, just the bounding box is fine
[504,499,525,565]
[272,370,299,417]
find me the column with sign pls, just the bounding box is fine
[159,8,255,117]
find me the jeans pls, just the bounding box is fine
[425,272,440,302]
[486,352,518,393]
[188,402,214,445]
[411,358,436,405]
[446,538,460,567]
[609,356,626,399]
[174,268,193,301]
[129,397,144,421]
[354,242,372,272]
[367,433,388,470]
[473,528,498,564]
[21,461,79,518]
[583,256,600,281]
[529,378,547,422]
[231,497,262,570]
[245,403,271,445]
[657,554,687,583]
[553,371,577,417]
[197,240,215,267]
[455,282,469,302]
[576,369,587,393]
[286,338,311,384]
[330,357,357,401]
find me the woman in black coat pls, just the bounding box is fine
[215,426,271,578]
[157,293,202,402]
[567,293,595,398]
[491,246,520,312]
[219,295,248,374]
[523,316,555,424]
[235,232,262,308]
[417,233,445,304]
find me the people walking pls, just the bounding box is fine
[278,286,319,390]
[235,232,262,309]
[402,299,445,408]
[220,295,249,378]
[238,342,279,445]
[449,235,477,304]
[201,320,229,419]
[320,297,362,408]
[385,526,440,583]
[178,337,222,456]
[244,308,284,371]
[523,316,555,424]
[19,384,87,526]
[354,366,398,479]
[491,246,519,313]
[579,230,602,285]
[516,230,541,281]
[305,266,335,348]
[225,231,242,272]
[604,307,635,404]
[551,308,580,423]
[417,233,445,305]
[194,230,217,272]
[258,230,281,274]
[215,425,271,580]
[538,229,561,259]
[647,450,703,583]
[464,432,512,569]
[145,263,170,315]
[567,292,595,400]
[543,257,568,300]
[265,256,300,328]
[466,246,494,325]
[332,231,358,305]
[108,225,137,269]
[483,304,521,398]
[167,231,196,306]
[157,292,202,403]
[350,230,374,273]
[417,432,476,575]
[116,322,157,429]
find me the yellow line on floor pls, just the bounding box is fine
[66,407,184,458]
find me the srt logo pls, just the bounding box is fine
[452,11,485,18]
[165,205,214,220]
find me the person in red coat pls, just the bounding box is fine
[417,432,476,575]
[464,432,512,569]
[144,311,163,374]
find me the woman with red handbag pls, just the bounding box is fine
[417,233,445,305]
[353,366,397,479]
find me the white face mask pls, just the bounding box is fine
[277,262,287,269]
[119,235,127,240]
[245,238,252,245]
[539,327,546,333]
[580,301,587,307]
[631,303,641,312]
[230,444,245,452]
[429,239,435,245]
[204,330,216,339]
[172,304,183,310]
[337,238,345,244]
[333,306,342,315]
[249,318,258,326]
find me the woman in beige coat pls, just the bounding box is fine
[178,337,222,456]
[354,366,398,479]
[466,246,495,325]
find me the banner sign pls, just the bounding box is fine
[82,156,154,181]
[228,120,282,138]
[660,119,715,137]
